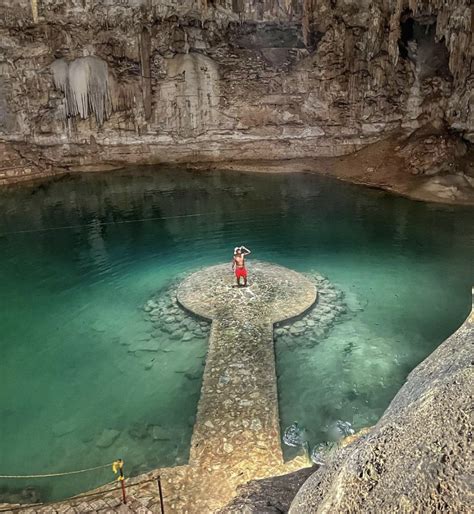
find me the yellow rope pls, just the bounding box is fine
[0,462,113,479]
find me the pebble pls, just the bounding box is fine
[170,330,185,340]
[250,418,262,431]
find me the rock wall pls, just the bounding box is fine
[0,0,472,182]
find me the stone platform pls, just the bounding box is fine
[2,262,316,514]
[176,261,317,510]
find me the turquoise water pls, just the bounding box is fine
[0,168,472,502]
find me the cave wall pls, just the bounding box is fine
[0,0,472,181]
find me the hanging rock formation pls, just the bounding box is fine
[0,0,472,183]
[50,56,110,125]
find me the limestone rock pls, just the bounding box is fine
[399,131,467,176]
[0,1,472,184]
[219,467,316,514]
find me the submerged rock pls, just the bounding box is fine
[149,425,173,441]
[96,428,120,448]
[275,270,348,349]
[283,422,307,448]
[310,442,334,466]
[52,418,76,437]
[327,420,355,441]
[128,423,149,440]
[143,277,211,343]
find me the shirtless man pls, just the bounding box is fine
[232,246,251,287]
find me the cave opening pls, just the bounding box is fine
[398,9,451,80]
[398,8,415,59]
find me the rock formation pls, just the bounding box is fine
[0,0,472,185]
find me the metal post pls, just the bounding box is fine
[119,463,127,505]
[113,459,127,505]
[157,475,165,514]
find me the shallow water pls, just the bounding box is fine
[0,168,472,501]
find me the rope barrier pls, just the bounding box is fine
[0,211,217,237]
[0,477,158,513]
[0,207,273,238]
[0,463,113,479]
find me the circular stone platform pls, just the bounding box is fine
[177,261,317,323]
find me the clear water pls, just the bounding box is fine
[0,168,472,502]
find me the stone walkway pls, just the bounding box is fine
[1,262,316,514]
[175,262,317,511]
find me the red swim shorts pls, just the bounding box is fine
[235,267,247,279]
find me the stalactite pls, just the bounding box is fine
[51,56,110,126]
[31,0,38,23]
[139,27,152,121]
[51,59,68,93]
[388,0,405,66]
[302,0,314,47]
[109,76,135,113]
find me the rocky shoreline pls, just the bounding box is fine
[1,130,472,206]
[189,131,474,206]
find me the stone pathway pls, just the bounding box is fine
[175,262,317,511]
[1,262,316,514]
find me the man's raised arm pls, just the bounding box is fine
[241,246,251,255]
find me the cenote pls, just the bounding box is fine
[0,167,473,502]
